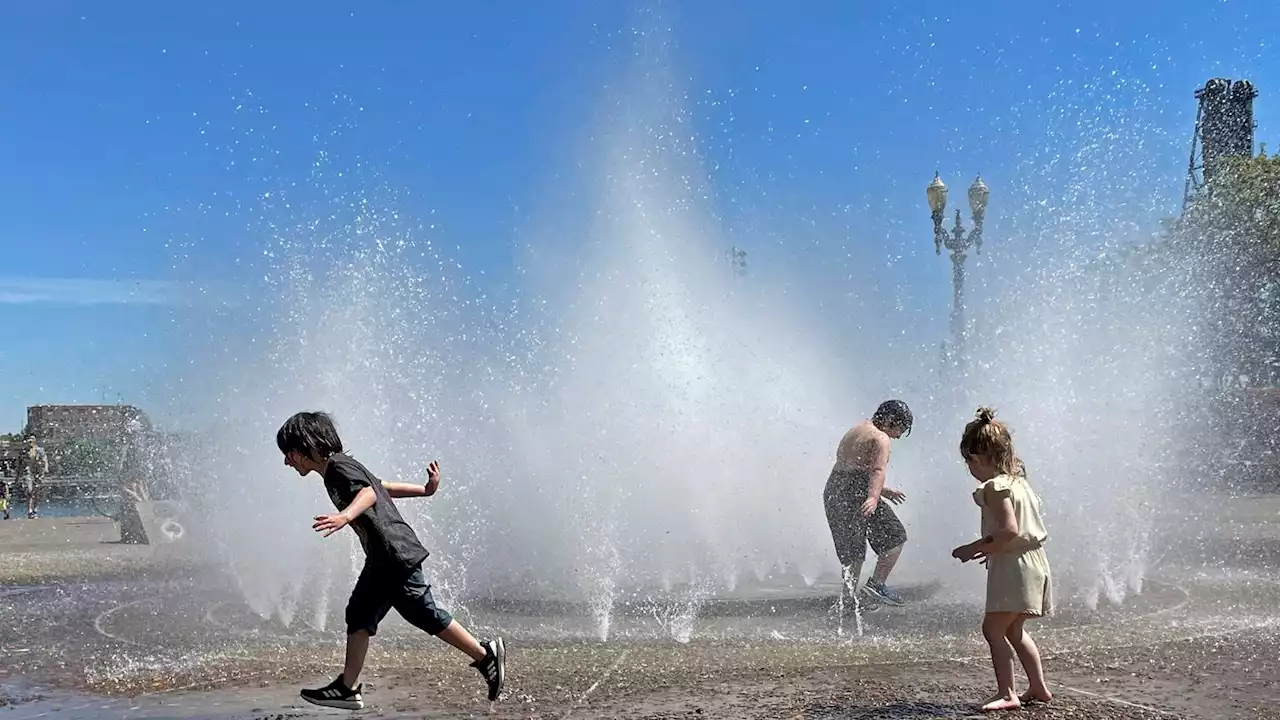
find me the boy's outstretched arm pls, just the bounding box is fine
[383,460,442,498]
[313,486,377,537]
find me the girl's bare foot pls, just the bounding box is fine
[980,694,1022,712]
[1019,690,1053,705]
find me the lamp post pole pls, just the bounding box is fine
[927,173,989,376]
[727,246,747,278]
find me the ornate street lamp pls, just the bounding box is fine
[928,173,990,373]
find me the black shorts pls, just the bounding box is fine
[823,469,908,568]
[345,563,454,637]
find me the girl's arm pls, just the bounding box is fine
[954,487,1021,560]
[976,487,1020,555]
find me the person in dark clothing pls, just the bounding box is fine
[824,400,913,615]
[277,411,505,710]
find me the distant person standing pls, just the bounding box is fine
[0,473,10,520]
[20,437,49,519]
[823,400,913,610]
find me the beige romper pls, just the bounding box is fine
[973,474,1053,616]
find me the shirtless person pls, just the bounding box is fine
[823,399,912,609]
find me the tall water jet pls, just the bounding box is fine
[488,23,871,623]
[944,71,1196,609]
[177,55,865,631]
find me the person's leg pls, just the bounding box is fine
[841,562,861,598]
[867,502,907,583]
[862,503,907,605]
[870,543,903,585]
[26,476,35,517]
[1007,616,1052,703]
[435,621,486,660]
[394,566,505,700]
[300,574,389,710]
[394,567,485,660]
[333,575,389,689]
[835,562,862,633]
[824,493,868,628]
[980,612,1021,712]
[342,629,372,686]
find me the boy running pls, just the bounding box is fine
[277,411,505,710]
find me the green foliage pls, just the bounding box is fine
[1172,153,1280,382]
[1185,154,1280,269]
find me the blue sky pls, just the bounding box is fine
[1,1,1277,431]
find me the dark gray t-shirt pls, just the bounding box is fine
[323,452,430,575]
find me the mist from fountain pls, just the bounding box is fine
[171,30,1207,641]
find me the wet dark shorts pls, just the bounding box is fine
[345,563,454,637]
[823,469,908,567]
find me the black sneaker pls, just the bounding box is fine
[471,637,505,701]
[300,675,364,710]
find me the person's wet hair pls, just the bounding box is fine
[872,399,913,436]
[959,406,1025,476]
[276,411,344,460]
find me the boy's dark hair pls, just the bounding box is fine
[276,411,344,460]
[871,399,913,436]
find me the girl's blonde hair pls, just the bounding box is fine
[959,406,1025,476]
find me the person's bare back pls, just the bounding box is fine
[834,420,890,474]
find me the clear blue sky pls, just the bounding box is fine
[1,1,1276,431]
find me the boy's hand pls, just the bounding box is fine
[860,495,879,517]
[882,488,907,505]
[424,460,441,496]
[313,513,350,537]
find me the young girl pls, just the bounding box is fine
[950,407,1053,712]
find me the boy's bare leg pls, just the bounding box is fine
[870,544,903,584]
[835,563,860,635]
[980,612,1022,712]
[436,620,487,661]
[1006,617,1052,703]
[341,630,371,687]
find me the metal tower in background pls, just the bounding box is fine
[1184,78,1258,210]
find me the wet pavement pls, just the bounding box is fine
[3,503,1280,719]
